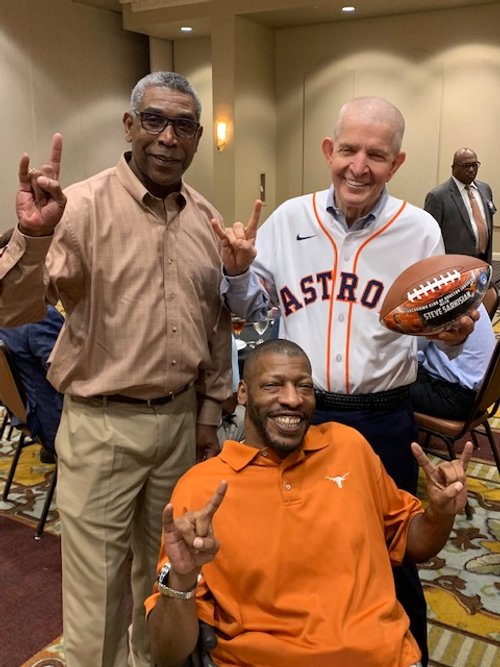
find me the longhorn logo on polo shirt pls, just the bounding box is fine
[325,473,350,488]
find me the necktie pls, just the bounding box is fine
[465,185,488,255]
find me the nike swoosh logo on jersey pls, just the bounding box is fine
[296,233,317,241]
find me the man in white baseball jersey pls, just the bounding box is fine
[212,96,477,666]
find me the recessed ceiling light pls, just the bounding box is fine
[180,26,193,32]
[342,6,356,12]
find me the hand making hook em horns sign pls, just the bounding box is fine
[411,440,473,515]
[163,480,228,581]
[210,199,262,276]
[16,132,67,237]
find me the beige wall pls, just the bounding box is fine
[234,18,276,223]
[275,4,500,251]
[0,0,148,231]
[160,17,276,223]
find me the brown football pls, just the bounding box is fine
[379,254,491,336]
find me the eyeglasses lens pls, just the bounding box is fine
[140,113,198,139]
[455,162,480,169]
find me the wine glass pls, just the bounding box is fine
[231,316,247,350]
[252,318,269,345]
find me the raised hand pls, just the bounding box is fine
[16,133,67,237]
[411,441,473,515]
[211,200,262,276]
[163,480,228,577]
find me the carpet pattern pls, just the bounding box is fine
[0,433,499,666]
[417,457,500,666]
[0,438,59,535]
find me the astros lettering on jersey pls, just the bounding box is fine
[252,189,444,394]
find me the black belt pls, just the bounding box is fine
[71,384,191,408]
[314,385,410,411]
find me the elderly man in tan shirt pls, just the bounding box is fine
[0,72,231,667]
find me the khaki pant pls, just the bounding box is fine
[56,390,197,667]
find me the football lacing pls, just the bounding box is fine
[407,269,461,302]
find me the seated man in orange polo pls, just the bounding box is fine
[145,340,471,667]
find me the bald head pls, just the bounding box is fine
[333,96,405,155]
[452,147,480,185]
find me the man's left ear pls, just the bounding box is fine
[387,152,406,182]
[123,112,134,144]
[237,380,247,406]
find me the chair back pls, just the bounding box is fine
[482,283,500,320]
[0,341,28,423]
[474,338,500,415]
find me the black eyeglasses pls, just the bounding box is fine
[139,112,200,139]
[453,161,481,169]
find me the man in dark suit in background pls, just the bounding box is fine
[424,147,496,263]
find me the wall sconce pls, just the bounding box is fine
[216,121,228,152]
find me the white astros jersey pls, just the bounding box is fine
[254,189,445,394]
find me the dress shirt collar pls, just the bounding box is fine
[452,175,478,193]
[117,152,187,211]
[219,425,330,472]
[326,185,389,231]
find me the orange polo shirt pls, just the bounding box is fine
[145,422,423,667]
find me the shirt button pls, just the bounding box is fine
[172,326,177,333]
[170,293,176,299]
[336,354,342,362]
[171,360,177,366]
[344,254,350,261]
[168,258,173,264]
[284,482,292,491]
[261,449,268,457]
[338,314,344,322]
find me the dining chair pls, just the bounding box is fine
[0,341,57,538]
[414,339,500,518]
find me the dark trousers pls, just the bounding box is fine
[313,401,428,666]
[409,365,476,420]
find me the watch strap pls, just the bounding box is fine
[157,563,198,601]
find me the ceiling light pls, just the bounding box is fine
[342,6,356,12]
[180,26,193,32]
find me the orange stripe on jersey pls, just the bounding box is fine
[344,200,407,392]
[312,192,338,392]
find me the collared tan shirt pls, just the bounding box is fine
[0,153,231,424]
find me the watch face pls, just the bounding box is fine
[158,563,171,586]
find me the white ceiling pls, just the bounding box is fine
[74,0,499,39]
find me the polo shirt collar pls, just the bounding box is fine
[219,426,330,472]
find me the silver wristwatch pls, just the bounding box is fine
[157,562,198,601]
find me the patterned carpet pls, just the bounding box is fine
[417,455,500,666]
